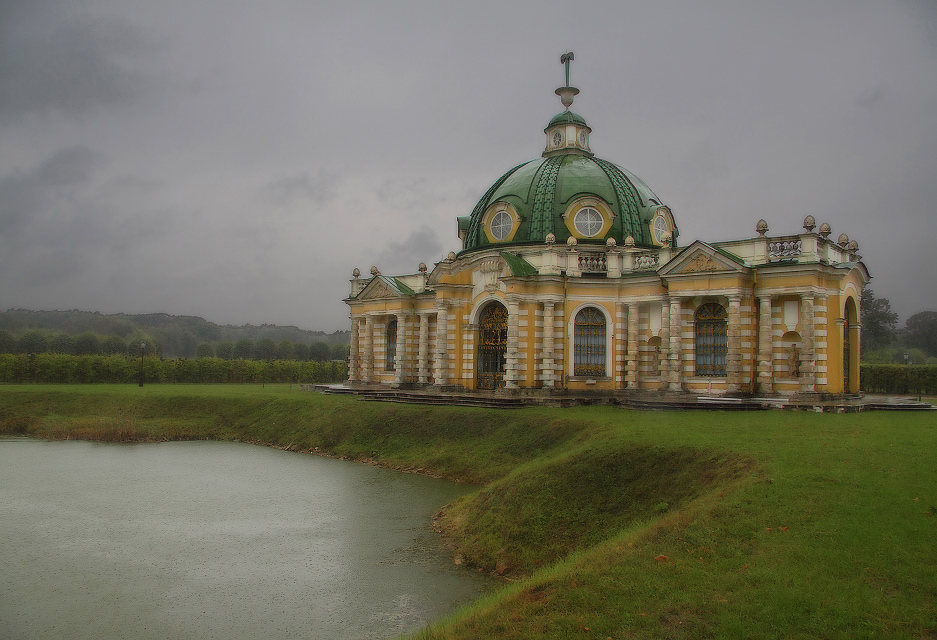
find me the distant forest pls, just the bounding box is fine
[0,309,350,361]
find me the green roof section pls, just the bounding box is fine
[462,154,673,253]
[546,111,588,129]
[500,252,539,277]
[391,277,416,296]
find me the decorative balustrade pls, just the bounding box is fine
[768,238,802,260]
[633,251,659,271]
[578,252,607,274]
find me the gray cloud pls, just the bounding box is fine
[260,169,338,207]
[0,0,151,122]
[375,227,444,275]
[0,146,98,234]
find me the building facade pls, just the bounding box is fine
[344,68,868,397]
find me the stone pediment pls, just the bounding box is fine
[355,275,412,300]
[659,241,749,277]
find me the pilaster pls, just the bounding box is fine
[800,295,816,392]
[758,297,773,394]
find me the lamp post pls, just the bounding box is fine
[904,353,910,396]
[139,341,146,387]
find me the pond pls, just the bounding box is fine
[0,438,490,639]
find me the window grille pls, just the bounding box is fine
[695,303,727,376]
[385,319,397,371]
[574,307,606,376]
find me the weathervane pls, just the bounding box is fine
[560,51,574,87]
[556,51,579,110]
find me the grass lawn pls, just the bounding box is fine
[1,384,934,639]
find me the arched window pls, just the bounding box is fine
[385,319,397,371]
[574,307,606,377]
[695,303,727,376]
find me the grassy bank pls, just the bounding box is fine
[1,385,934,638]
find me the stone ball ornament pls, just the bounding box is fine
[545,232,556,245]
[605,237,617,250]
[352,268,360,279]
[661,231,673,246]
[370,266,380,276]
[837,233,849,246]
[448,251,457,261]
[418,262,427,273]
[566,236,578,247]
[756,219,769,236]
[819,223,832,238]
[803,215,816,232]
[624,235,636,247]
[846,240,859,252]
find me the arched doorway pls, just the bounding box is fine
[844,297,859,393]
[477,301,507,390]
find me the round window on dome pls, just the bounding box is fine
[573,207,603,238]
[490,210,514,241]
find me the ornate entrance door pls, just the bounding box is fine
[477,302,507,390]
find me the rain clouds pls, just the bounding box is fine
[2,0,936,330]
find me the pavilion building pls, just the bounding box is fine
[344,61,868,396]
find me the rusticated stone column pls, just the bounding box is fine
[418,313,429,384]
[659,298,670,385]
[394,313,407,385]
[669,298,683,390]
[615,302,626,389]
[363,315,374,383]
[542,301,555,388]
[627,302,639,388]
[347,316,360,382]
[727,295,742,393]
[504,298,520,389]
[433,303,447,385]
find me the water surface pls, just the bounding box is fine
[0,438,489,639]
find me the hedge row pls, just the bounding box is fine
[0,354,346,385]
[861,364,937,395]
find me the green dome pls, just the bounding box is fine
[461,153,676,252]
[546,111,588,129]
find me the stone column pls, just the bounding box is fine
[669,298,683,390]
[659,298,670,386]
[801,294,816,392]
[758,297,773,394]
[542,301,555,388]
[363,315,374,383]
[627,302,639,388]
[347,316,360,382]
[615,302,626,389]
[433,303,447,385]
[418,313,429,384]
[394,313,407,385]
[504,298,520,389]
[727,295,742,393]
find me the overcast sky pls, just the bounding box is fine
[2,0,935,332]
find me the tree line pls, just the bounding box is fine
[0,353,346,385]
[860,290,937,364]
[0,329,348,363]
